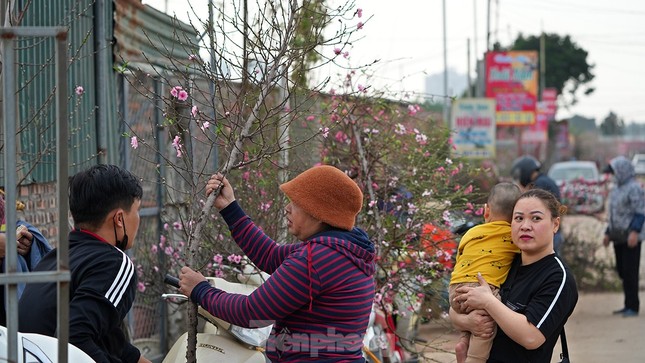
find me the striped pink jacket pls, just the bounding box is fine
[191,201,376,362]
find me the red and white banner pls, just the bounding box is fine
[485,51,539,126]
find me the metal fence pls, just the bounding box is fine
[1,25,71,363]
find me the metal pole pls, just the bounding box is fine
[540,32,546,101]
[442,0,449,123]
[2,30,19,363]
[473,0,478,57]
[486,0,491,51]
[95,0,108,163]
[154,78,169,356]
[467,38,472,98]
[55,27,70,363]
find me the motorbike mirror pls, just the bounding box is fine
[161,293,188,301]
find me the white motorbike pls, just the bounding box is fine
[0,325,94,363]
[162,273,272,363]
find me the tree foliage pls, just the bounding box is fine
[503,33,595,107]
[599,111,625,136]
[290,0,329,88]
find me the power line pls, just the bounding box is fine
[503,0,645,16]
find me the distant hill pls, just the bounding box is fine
[567,115,597,135]
[424,68,468,98]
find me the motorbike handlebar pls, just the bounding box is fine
[164,274,180,288]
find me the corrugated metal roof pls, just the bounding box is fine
[114,0,200,71]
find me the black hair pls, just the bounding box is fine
[69,164,143,229]
[517,188,567,219]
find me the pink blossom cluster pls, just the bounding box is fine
[170,85,188,101]
[171,135,183,157]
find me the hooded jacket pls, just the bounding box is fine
[191,201,376,362]
[0,221,52,326]
[606,156,645,239]
[19,230,141,363]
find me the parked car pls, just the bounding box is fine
[632,154,645,175]
[547,161,608,215]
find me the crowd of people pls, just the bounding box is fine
[0,154,641,362]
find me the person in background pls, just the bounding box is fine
[451,188,578,363]
[449,182,521,363]
[510,155,565,255]
[0,192,52,326]
[178,165,376,362]
[602,156,643,317]
[19,164,151,363]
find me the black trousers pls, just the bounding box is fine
[614,242,642,312]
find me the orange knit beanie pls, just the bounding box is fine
[279,165,363,231]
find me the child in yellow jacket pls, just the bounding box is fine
[449,182,521,363]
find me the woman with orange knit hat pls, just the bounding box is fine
[179,165,376,362]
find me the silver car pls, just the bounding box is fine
[632,154,645,175]
[547,161,607,215]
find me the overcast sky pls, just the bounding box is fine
[144,0,645,124]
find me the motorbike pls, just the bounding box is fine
[362,210,480,363]
[0,325,94,363]
[162,273,272,363]
[362,292,422,363]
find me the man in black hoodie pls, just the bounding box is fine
[19,164,151,363]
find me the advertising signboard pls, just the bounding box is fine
[451,98,496,158]
[541,87,557,121]
[485,51,538,126]
[521,101,549,143]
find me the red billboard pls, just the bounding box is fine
[485,51,538,126]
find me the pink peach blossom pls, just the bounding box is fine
[170,86,182,97]
[172,135,183,157]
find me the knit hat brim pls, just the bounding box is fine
[280,165,363,230]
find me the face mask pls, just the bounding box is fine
[113,215,129,251]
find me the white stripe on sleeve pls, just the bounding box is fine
[536,256,567,329]
[105,251,135,307]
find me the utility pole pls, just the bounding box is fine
[467,38,472,98]
[473,0,478,57]
[539,32,546,101]
[442,0,449,123]
[486,0,491,51]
